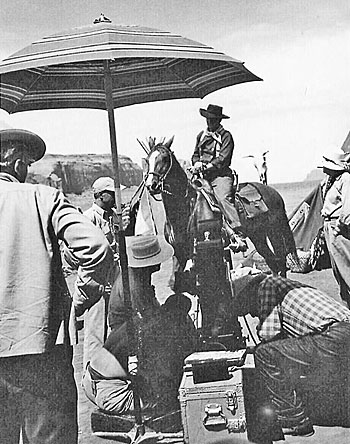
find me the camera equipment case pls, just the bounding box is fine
[178,350,281,444]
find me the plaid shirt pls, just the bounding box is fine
[257,276,350,342]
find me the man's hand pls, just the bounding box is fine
[190,161,207,173]
[121,204,131,230]
[334,221,350,238]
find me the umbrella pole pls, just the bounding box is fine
[103,60,145,437]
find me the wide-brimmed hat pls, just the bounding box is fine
[199,104,229,119]
[0,120,46,162]
[126,234,174,268]
[319,151,350,171]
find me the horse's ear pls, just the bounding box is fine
[164,135,175,150]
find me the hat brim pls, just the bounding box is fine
[126,234,174,268]
[0,129,46,161]
[319,158,347,171]
[199,109,229,119]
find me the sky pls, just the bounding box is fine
[0,0,349,183]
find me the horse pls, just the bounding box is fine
[137,136,298,345]
[143,137,297,277]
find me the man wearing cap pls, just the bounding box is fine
[321,150,350,307]
[191,104,247,252]
[82,176,122,368]
[82,234,198,418]
[85,176,120,251]
[232,271,350,437]
[0,123,113,444]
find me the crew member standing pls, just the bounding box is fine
[0,122,113,444]
[82,177,129,368]
[321,150,350,307]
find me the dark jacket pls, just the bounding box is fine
[191,125,234,179]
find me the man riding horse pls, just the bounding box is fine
[190,104,247,252]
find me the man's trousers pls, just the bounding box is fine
[0,345,78,444]
[254,321,350,426]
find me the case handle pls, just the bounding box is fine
[203,403,227,428]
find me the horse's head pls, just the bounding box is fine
[144,136,175,195]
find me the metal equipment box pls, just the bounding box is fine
[179,350,280,444]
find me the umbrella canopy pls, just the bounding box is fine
[0,17,261,113]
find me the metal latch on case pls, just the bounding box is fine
[226,391,238,413]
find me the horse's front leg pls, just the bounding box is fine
[248,230,285,276]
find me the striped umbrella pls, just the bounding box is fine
[0,14,261,223]
[0,15,261,439]
[0,16,261,112]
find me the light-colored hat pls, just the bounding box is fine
[92,176,115,193]
[199,104,229,119]
[92,176,126,193]
[0,120,46,161]
[126,234,173,268]
[320,151,350,171]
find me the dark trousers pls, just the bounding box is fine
[0,345,78,444]
[254,321,350,426]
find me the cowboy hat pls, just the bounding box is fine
[0,121,46,162]
[319,151,350,171]
[126,234,174,268]
[199,104,229,119]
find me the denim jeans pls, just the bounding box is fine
[254,321,350,425]
[0,345,78,444]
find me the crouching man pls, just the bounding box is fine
[82,234,198,416]
[83,292,198,416]
[232,272,350,438]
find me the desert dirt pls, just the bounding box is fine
[68,184,350,444]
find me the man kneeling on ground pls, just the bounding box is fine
[82,234,199,415]
[232,271,350,438]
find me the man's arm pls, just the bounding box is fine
[191,132,203,165]
[50,190,114,315]
[257,278,284,342]
[338,172,350,231]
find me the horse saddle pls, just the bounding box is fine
[191,177,269,221]
[190,176,221,213]
[235,183,269,219]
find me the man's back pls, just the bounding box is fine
[0,175,112,357]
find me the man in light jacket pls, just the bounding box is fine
[0,122,113,444]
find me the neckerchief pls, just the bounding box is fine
[200,124,223,145]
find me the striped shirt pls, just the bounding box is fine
[257,276,350,342]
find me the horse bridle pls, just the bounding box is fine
[145,146,174,196]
